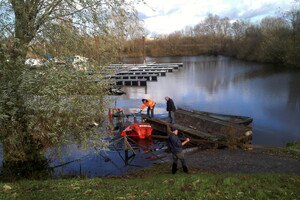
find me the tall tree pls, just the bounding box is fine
[0,0,140,173]
[284,0,300,67]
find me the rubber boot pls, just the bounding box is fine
[183,166,189,173]
[172,163,177,174]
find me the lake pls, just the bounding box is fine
[1,55,299,177]
[120,55,300,147]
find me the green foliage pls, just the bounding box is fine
[287,140,300,150]
[0,58,111,163]
[0,0,142,167]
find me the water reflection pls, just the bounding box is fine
[48,136,167,178]
[121,56,300,147]
[1,56,299,177]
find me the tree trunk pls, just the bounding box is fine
[10,0,38,60]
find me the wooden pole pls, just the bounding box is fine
[142,36,146,64]
[124,135,136,165]
[124,136,128,165]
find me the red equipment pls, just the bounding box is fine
[108,108,123,123]
[121,123,153,139]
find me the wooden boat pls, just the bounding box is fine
[142,108,253,146]
[181,108,253,126]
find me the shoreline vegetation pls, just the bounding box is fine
[1,144,300,200]
[1,164,299,200]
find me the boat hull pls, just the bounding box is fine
[142,109,253,147]
[184,108,253,126]
[121,123,153,139]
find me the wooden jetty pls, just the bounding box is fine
[114,78,147,86]
[117,70,167,76]
[147,63,184,67]
[109,62,183,68]
[139,65,180,70]
[142,108,253,146]
[109,74,158,81]
[129,68,173,72]
[106,62,183,86]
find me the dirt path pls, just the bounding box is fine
[170,149,300,174]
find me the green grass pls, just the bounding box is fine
[287,140,300,150]
[1,164,299,200]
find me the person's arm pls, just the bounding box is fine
[182,138,190,146]
[140,104,146,110]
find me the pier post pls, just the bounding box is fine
[124,135,129,165]
[124,135,136,165]
[142,36,146,64]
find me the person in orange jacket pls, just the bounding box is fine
[140,99,156,117]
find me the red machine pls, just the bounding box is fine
[108,108,123,123]
[121,123,153,139]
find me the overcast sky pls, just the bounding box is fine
[136,0,295,35]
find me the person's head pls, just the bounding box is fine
[165,96,170,101]
[171,127,178,134]
[142,99,148,103]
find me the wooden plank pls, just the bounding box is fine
[124,136,136,154]
[129,68,171,72]
[142,115,219,141]
[117,71,166,76]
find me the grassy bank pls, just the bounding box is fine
[1,163,299,200]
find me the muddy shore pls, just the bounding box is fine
[161,149,300,174]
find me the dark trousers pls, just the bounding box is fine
[168,111,175,123]
[147,105,155,117]
[172,152,187,167]
[172,152,188,173]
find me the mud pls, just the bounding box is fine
[167,149,300,174]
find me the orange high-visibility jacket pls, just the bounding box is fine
[141,99,156,110]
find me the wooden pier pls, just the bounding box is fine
[129,67,173,72]
[147,63,184,67]
[114,78,147,86]
[106,62,183,86]
[117,70,167,76]
[109,74,158,81]
[146,65,180,70]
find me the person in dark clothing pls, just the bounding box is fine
[165,96,176,123]
[168,127,190,174]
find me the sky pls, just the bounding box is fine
[136,0,295,35]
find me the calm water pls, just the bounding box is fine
[120,55,300,147]
[1,55,299,177]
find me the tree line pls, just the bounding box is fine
[124,2,300,68]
